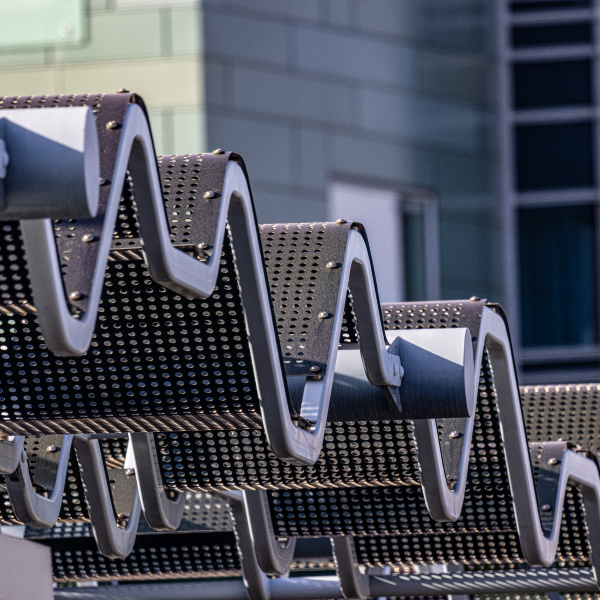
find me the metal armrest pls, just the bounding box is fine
[5,435,72,528]
[73,435,141,559]
[128,433,185,531]
[244,489,296,576]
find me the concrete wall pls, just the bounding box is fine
[202,0,501,302]
[0,0,205,155]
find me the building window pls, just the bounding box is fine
[515,122,595,190]
[511,23,592,47]
[499,0,600,382]
[510,1,591,13]
[513,60,592,108]
[519,205,598,347]
[327,182,439,303]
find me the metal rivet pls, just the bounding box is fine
[106,120,120,130]
[212,148,224,154]
[309,366,321,373]
[547,457,559,466]
[541,504,551,512]
[204,190,216,199]
[82,234,96,243]
[116,88,129,93]
[99,178,110,186]
[318,311,330,319]
[125,468,135,476]
[449,430,460,439]
[335,219,347,225]
[69,291,83,301]
[326,261,338,269]
[470,296,481,302]
[46,445,58,453]
[197,243,208,250]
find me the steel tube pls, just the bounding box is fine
[54,570,599,600]
[368,569,599,596]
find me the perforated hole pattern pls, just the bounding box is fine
[0,234,262,435]
[260,222,350,376]
[157,419,419,493]
[353,353,590,569]
[39,531,241,583]
[156,300,485,492]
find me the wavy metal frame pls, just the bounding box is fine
[72,435,141,559]
[128,432,186,531]
[0,437,24,475]
[412,304,600,572]
[20,103,220,357]
[9,98,402,465]
[5,435,72,528]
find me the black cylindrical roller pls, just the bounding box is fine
[289,327,474,421]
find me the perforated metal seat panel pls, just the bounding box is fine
[37,531,241,583]
[154,299,485,492]
[265,355,591,569]
[522,384,600,451]
[0,93,138,316]
[0,151,371,435]
[26,490,237,582]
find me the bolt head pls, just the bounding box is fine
[309,366,321,373]
[106,120,120,130]
[82,234,96,243]
[326,261,339,270]
[116,88,129,93]
[204,190,216,199]
[335,219,347,225]
[99,178,110,186]
[197,243,208,250]
[318,311,330,319]
[541,503,551,512]
[449,430,460,439]
[46,445,58,453]
[470,296,481,302]
[547,457,559,466]
[69,291,83,301]
[212,148,224,154]
[125,468,135,476]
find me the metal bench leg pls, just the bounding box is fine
[73,435,141,559]
[5,434,72,528]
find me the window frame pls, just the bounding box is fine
[327,180,440,303]
[497,0,600,383]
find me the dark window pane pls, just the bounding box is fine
[513,60,591,108]
[512,23,592,47]
[519,205,597,347]
[515,122,594,190]
[511,0,590,12]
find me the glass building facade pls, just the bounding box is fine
[498,0,600,382]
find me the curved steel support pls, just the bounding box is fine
[10,97,402,466]
[331,536,370,600]
[0,437,24,475]
[128,432,185,531]
[5,435,72,528]
[244,490,296,576]
[413,305,600,573]
[215,490,270,600]
[222,164,402,465]
[20,102,222,357]
[73,435,141,559]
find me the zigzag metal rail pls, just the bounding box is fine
[243,304,600,580]
[0,92,401,466]
[409,303,600,573]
